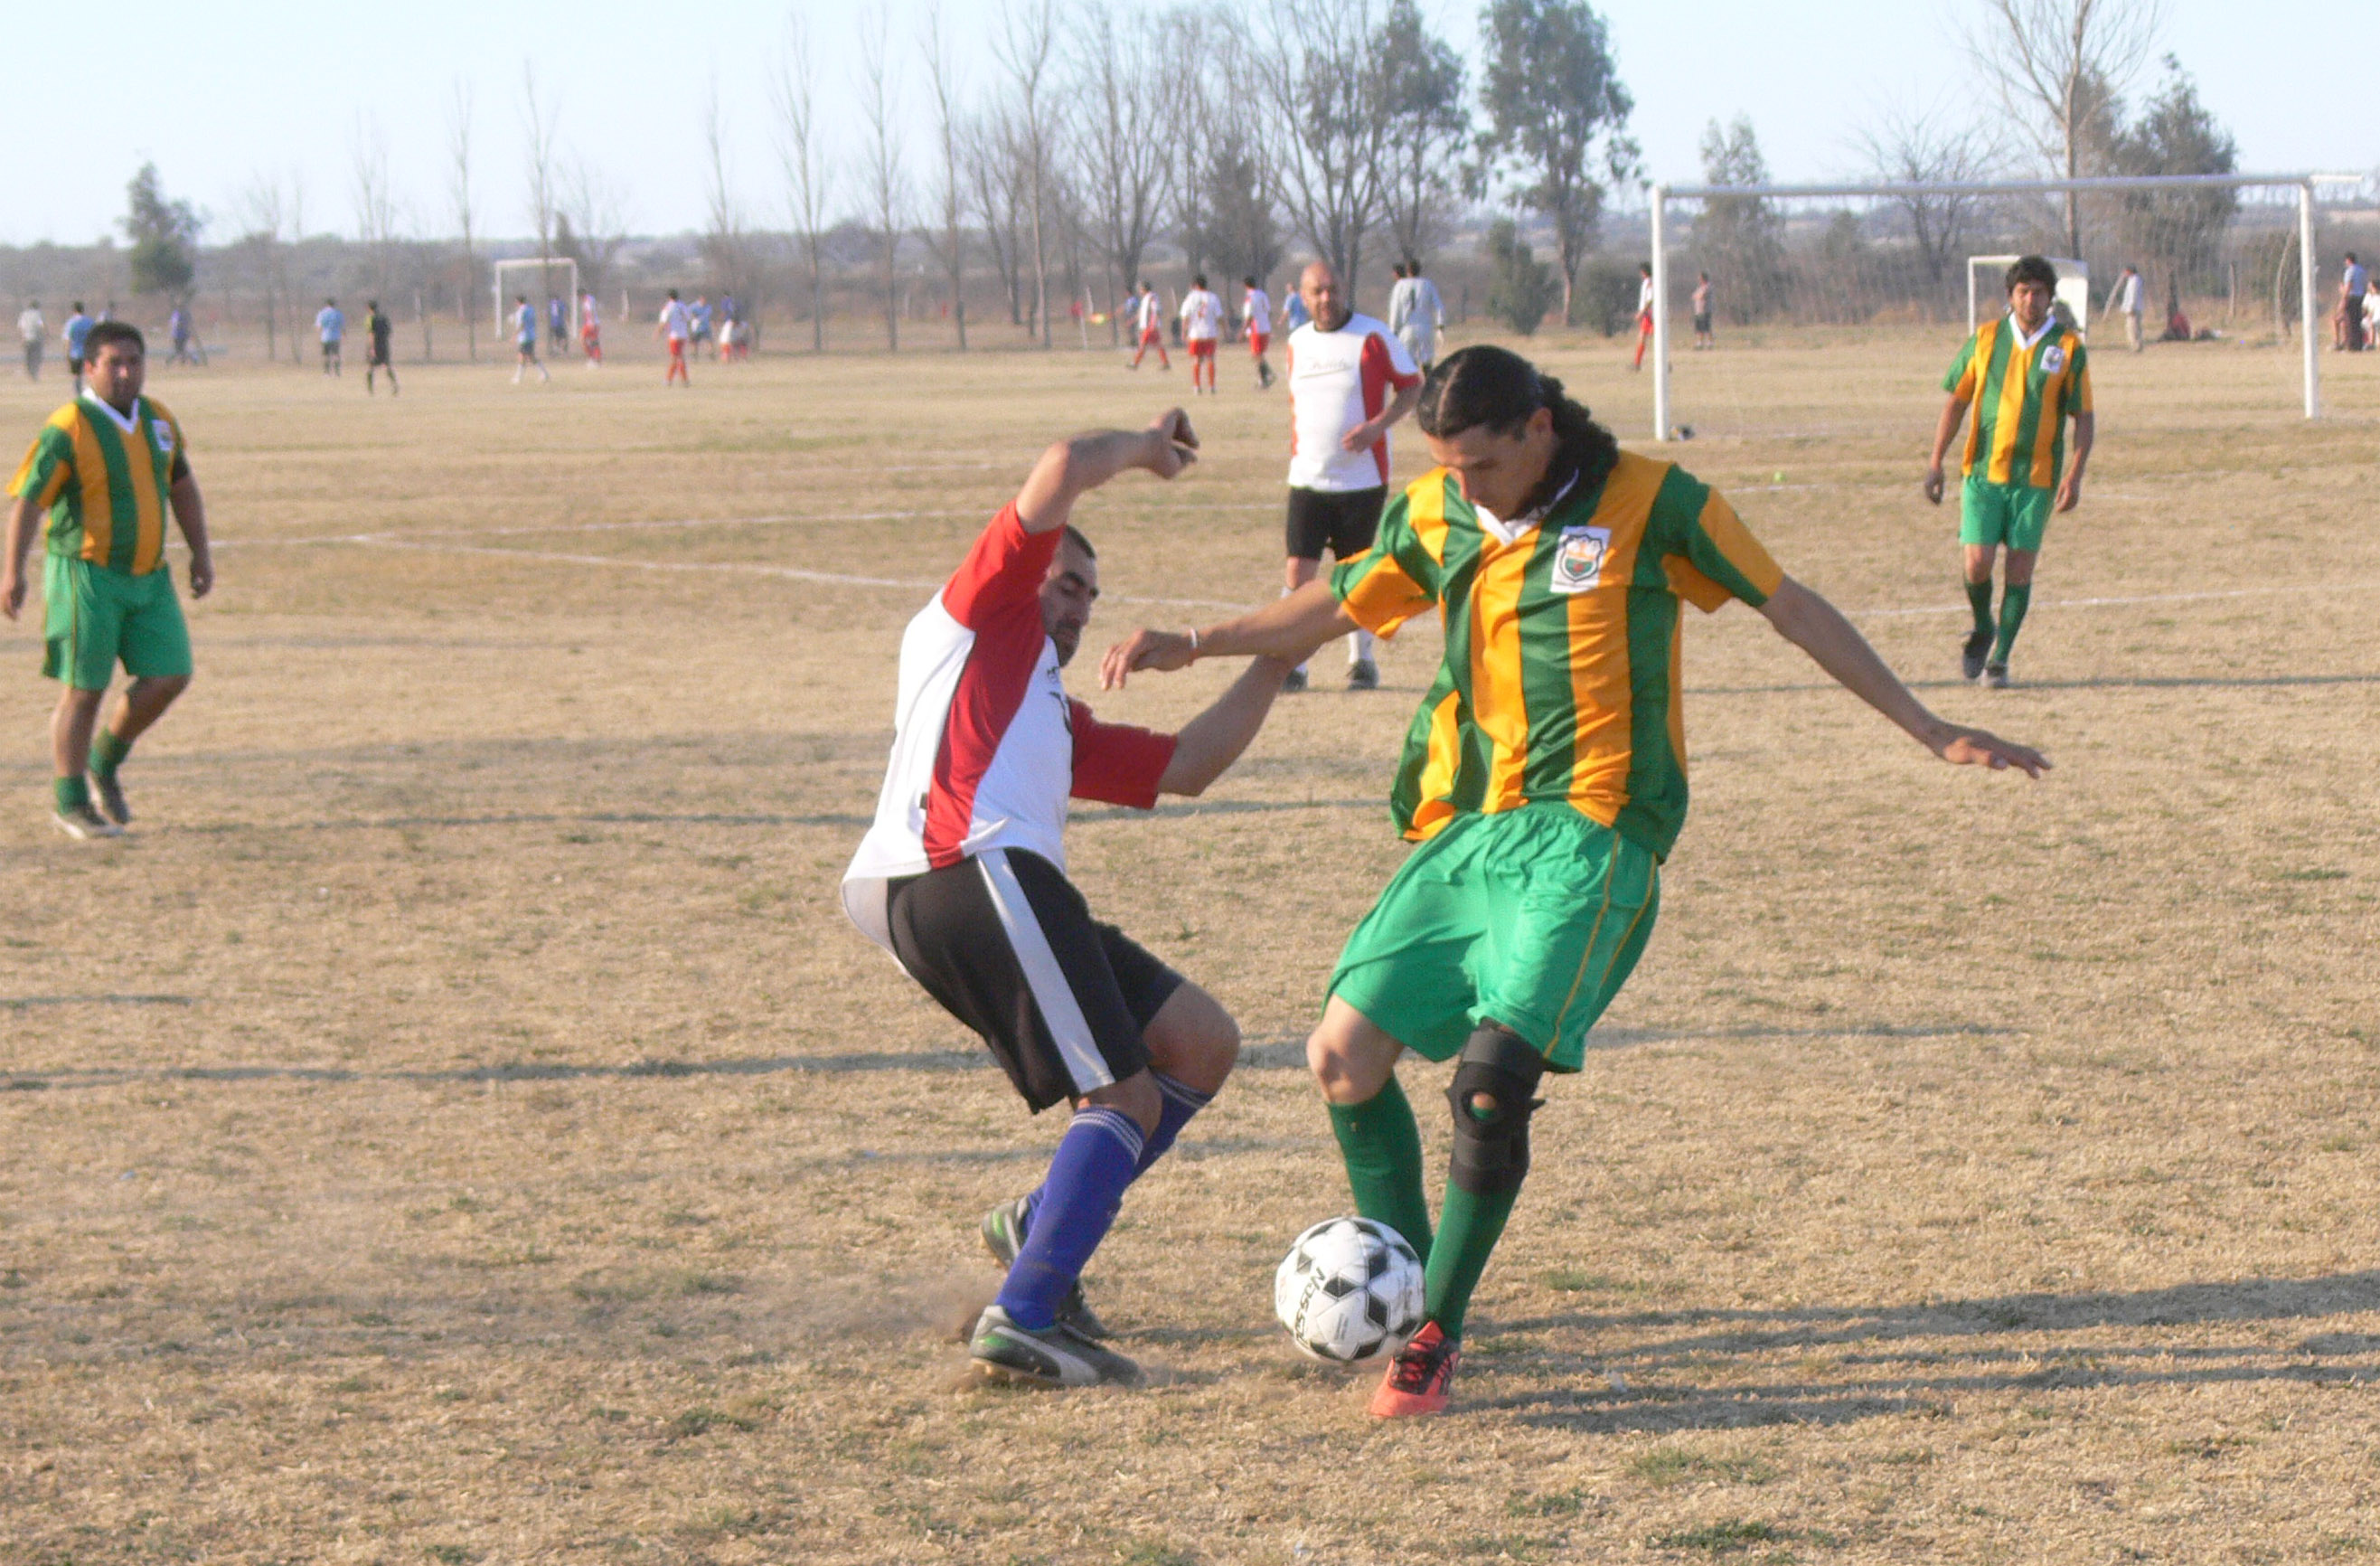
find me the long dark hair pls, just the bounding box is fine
[1416,344,1619,514]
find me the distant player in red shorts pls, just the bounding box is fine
[1127,282,1170,372]
[1241,275,1275,390]
[579,291,603,367]
[1632,262,1655,372]
[1179,274,1223,395]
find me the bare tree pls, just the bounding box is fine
[1162,10,1218,286]
[920,5,972,350]
[966,110,1029,326]
[1854,97,2010,283]
[1376,0,1468,269]
[769,16,835,351]
[447,80,479,361]
[858,9,908,349]
[701,77,753,304]
[994,0,1061,347]
[1970,0,2166,256]
[560,158,633,304]
[521,63,565,307]
[1258,0,1392,291]
[351,112,401,299]
[1077,4,1173,339]
[238,175,291,364]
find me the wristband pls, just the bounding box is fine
[1187,627,1201,660]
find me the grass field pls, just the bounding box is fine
[3,327,2378,1564]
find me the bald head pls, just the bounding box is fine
[1299,261,1350,331]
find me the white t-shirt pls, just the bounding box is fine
[1179,288,1223,342]
[659,299,691,341]
[1242,288,1271,336]
[1286,312,1422,493]
[1135,291,1164,336]
[580,295,599,328]
[1636,277,1655,316]
[17,308,42,344]
[2116,273,2143,314]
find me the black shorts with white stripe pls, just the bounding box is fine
[886,847,1184,1113]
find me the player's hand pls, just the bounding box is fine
[1933,725,2050,778]
[1341,419,1385,454]
[1922,466,1946,505]
[188,552,214,599]
[0,569,22,621]
[1143,409,1199,479]
[2054,472,2083,514]
[1099,627,1195,690]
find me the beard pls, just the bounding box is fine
[1049,624,1079,665]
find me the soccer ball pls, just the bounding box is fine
[1274,1216,1425,1363]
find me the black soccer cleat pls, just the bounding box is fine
[1346,659,1379,691]
[1961,629,1993,683]
[1281,667,1309,694]
[981,1197,1112,1340]
[52,800,125,840]
[969,1305,1142,1389]
[1981,663,2011,690]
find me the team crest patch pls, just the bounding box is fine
[1551,525,1612,593]
[2040,344,2065,373]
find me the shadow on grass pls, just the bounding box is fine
[1692,672,2380,697]
[1482,1270,2380,1432]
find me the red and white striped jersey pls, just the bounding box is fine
[1286,312,1420,492]
[842,503,1178,954]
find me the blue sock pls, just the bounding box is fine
[1133,1072,1213,1178]
[995,1108,1144,1331]
[1015,1074,1215,1232]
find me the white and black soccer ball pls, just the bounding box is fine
[1274,1216,1425,1363]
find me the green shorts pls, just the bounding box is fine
[1959,476,2055,552]
[1327,802,1660,1072]
[42,556,192,690]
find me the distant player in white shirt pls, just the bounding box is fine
[1178,275,1225,395]
[1239,276,1275,389]
[1387,259,1446,371]
[1282,259,1421,692]
[2107,265,2145,353]
[17,299,42,381]
[510,295,550,384]
[656,288,692,386]
[1127,281,1171,372]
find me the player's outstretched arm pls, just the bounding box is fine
[1757,576,2049,778]
[1014,409,1198,535]
[1923,393,1969,505]
[1157,656,1300,797]
[1099,579,1356,690]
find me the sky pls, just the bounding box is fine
[2,0,2367,249]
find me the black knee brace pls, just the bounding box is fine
[1446,1023,1546,1195]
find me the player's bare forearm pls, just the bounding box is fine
[170,474,214,597]
[1924,396,1968,501]
[1158,656,1297,797]
[1100,580,1354,689]
[1014,410,1198,533]
[1757,576,2049,778]
[1,495,38,618]
[1341,382,1423,453]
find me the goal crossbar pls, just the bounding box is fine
[1647,172,2366,440]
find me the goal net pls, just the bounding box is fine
[1645,174,2375,442]
[492,258,579,339]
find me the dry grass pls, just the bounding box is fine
[2,327,2377,1564]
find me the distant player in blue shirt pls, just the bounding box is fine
[690,296,715,356]
[63,303,93,392]
[547,296,568,354]
[315,299,344,376]
[511,295,550,385]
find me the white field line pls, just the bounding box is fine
[207,511,2380,620]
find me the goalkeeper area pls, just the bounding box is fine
[1,335,2375,1561]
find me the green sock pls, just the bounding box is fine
[1423,1181,1519,1342]
[54,776,89,811]
[1992,583,2031,664]
[1325,1074,1433,1260]
[1964,579,1994,636]
[89,730,130,779]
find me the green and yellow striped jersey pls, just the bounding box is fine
[1331,452,1784,861]
[8,394,191,575]
[1943,315,2092,491]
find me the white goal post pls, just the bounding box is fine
[1965,255,2088,335]
[1646,173,2362,442]
[492,258,579,339]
